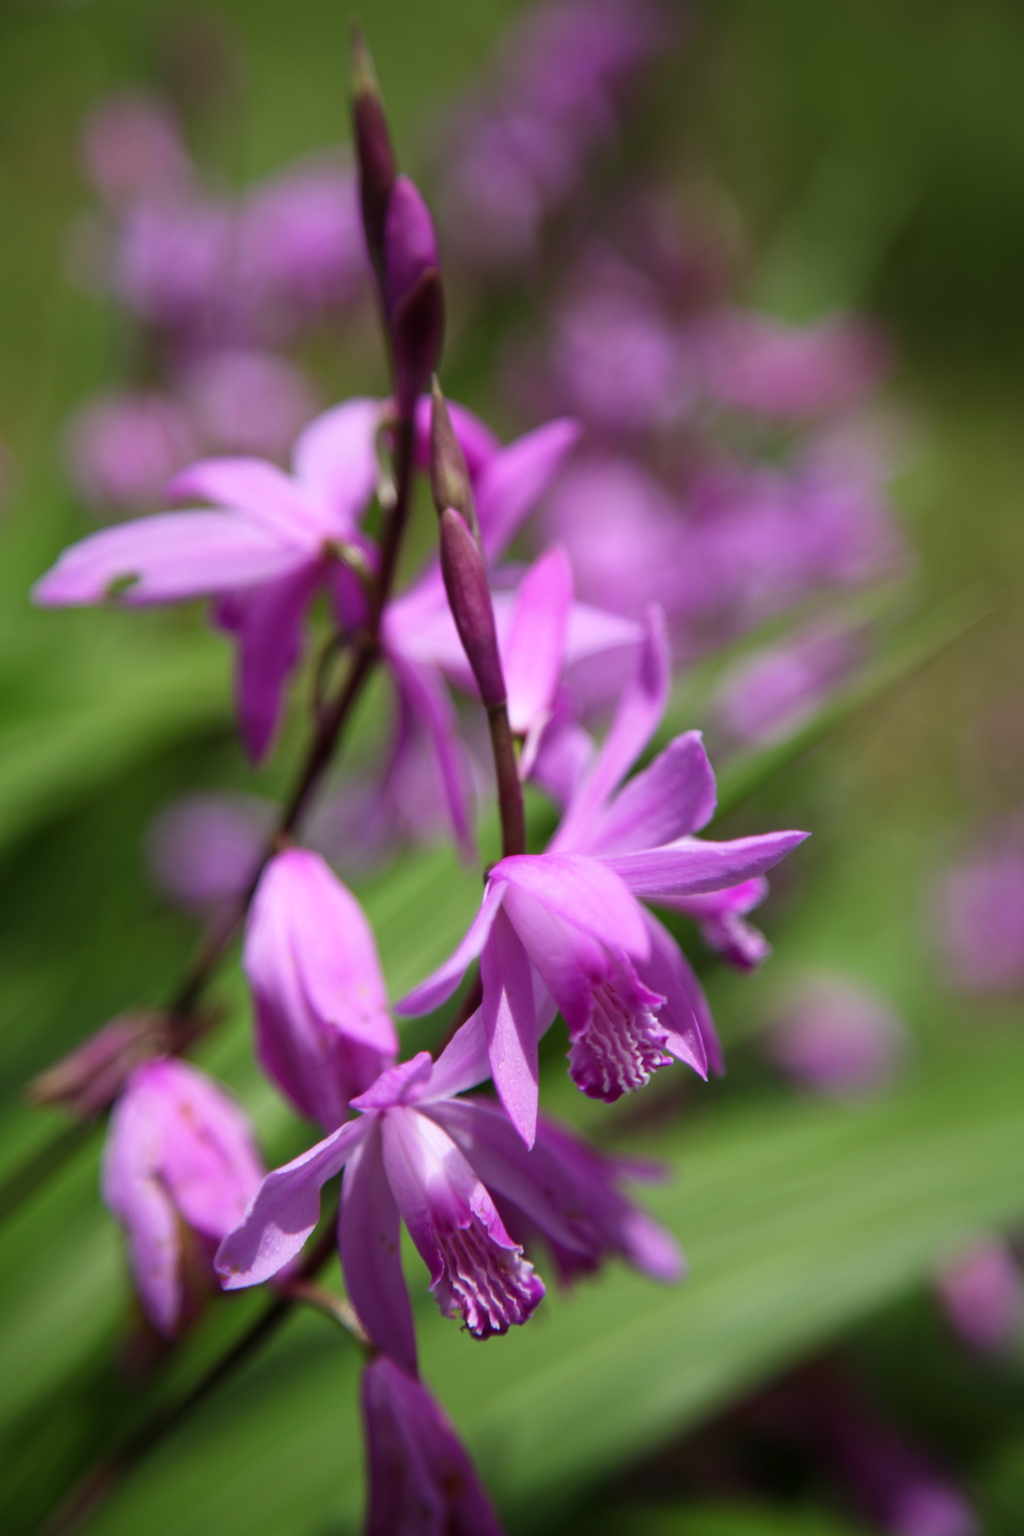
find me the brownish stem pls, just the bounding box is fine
[487,701,526,859]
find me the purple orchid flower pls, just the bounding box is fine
[934,1236,1023,1355]
[361,1354,504,1536]
[35,395,383,758]
[64,390,200,517]
[662,878,772,972]
[243,848,398,1129]
[103,1057,264,1337]
[217,1018,680,1371]
[397,607,807,1144]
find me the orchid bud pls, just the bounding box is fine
[28,1011,172,1119]
[361,1356,503,1536]
[429,376,477,534]
[439,506,505,710]
[243,848,398,1130]
[102,1058,264,1337]
[349,23,396,288]
[383,177,445,413]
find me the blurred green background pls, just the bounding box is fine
[1,1,1024,1532]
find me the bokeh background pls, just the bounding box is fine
[2,1,1024,1533]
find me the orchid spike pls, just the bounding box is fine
[104,1058,264,1337]
[244,849,398,1128]
[397,608,808,1143]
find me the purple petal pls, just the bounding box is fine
[605,829,809,898]
[529,720,595,808]
[503,545,573,739]
[340,1119,417,1375]
[216,1116,368,1288]
[477,418,582,562]
[290,396,381,532]
[167,458,325,542]
[586,731,718,858]
[496,852,650,958]
[102,1087,182,1336]
[636,912,710,1078]
[350,1052,434,1112]
[382,1106,544,1339]
[33,513,307,608]
[552,605,670,851]
[481,908,540,1147]
[388,652,476,863]
[423,1012,493,1101]
[566,957,674,1103]
[231,561,324,760]
[395,880,506,1017]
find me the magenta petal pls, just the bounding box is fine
[395,880,506,1017]
[102,1093,182,1335]
[496,852,650,958]
[361,1356,503,1536]
[340,1119,417,1375]
[232,561,324,760]
[481,909,540,1148]
[423,1012,494,1101]
[215,1116,368,1288]
[587,732,718,858]
[503,545,573,738]
[553,605,670,851]
[167,457,324,542]
[605,829,809,898]
[636,912,709,1078]
[388,651,476,862]
[290,396,381,532]
[477,418,582,563]
[351,1053,434,1112]
[33,513,304,608]
[530,720,595,808]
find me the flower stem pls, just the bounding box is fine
[487,701,526,859]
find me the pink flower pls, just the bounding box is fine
[361,1355,504,1535]
[145,791,274,909]
[103,1058,263,1336]
[713,622,864,748]
[763,978,909,1097]
[243,849,398,1129]
[64,391,200,516]
[176,349,319,461]
[80,93,192,207]
[701,308,890,421]
[935,1237,1022,1353]
[934,828,1024,993]
[217,1021,680,1370]
[398,609,808,1143]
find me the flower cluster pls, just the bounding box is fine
[29,24,830,1536]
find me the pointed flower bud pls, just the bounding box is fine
[350,23,396,287]
[243,848,398,1129]
[429,376,477,534]
[383,177,445,413]
[361,1355,504,1536]
[439,507,506,710]
[28,1010,172,1119]
[103,1058,264,1337]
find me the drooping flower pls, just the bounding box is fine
[398,608,808,1143]
[243,848,398,1129]
[103,1057,264,1337]
[361,1354,504,1536]
[217,1020,680,1370]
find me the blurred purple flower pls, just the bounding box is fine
[80,92,192,207]
[438,0,679,271]
[64,390,199,516]
[934,827,1024,993]
[701,309,890,420]
[934,1236,1023,1353]
[713,622,864,749]
[145,791,274,909]
[361,1355,504,1536]
[103,1057,263,1336]
[244,849,398,1130]
[176,349,319,460]
[763,977,909,1097]
[114,191,235,337]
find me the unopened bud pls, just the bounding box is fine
[384,178,445,413]
[429,377,477,532]
[439,507,505,709]
[350,23,396,287]
[28,1011,172,1119]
